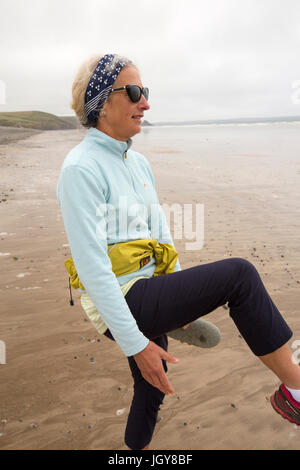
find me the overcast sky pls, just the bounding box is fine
[1,0,300,121]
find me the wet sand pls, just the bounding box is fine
[0,126,42,146]
[0,124,300,449]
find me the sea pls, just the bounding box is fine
[134,120,300,164]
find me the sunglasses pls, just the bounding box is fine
[110,84,149,103]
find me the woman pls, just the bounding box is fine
[57,53,300,450]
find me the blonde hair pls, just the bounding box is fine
[71,53,135,128]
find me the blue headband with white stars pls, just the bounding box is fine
[84,54,130,122]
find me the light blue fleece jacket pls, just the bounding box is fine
[56,127,180,356]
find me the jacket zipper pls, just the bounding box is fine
[123,150,139,197]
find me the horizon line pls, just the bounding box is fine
[1,109,300,125]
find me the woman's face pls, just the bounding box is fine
[97,66,150,142]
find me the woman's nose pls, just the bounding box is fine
[139,94,150,110]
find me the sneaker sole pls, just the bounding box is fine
[167,319,221,348]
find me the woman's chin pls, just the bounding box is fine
[130,122,142,136]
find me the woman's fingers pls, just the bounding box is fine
[145,364,175,395]
[147,352,177,395]
[160,349,179,364]
[158,372,175,395]
[133,341,179,395]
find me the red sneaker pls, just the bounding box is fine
[271,384,300,425]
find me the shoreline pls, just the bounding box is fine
[147,120,300,129]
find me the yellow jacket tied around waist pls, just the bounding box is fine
[64,239,178,334]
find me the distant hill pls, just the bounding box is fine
[0,111,80,130]
[141,119,153,126]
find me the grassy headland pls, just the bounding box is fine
[0,111,81,145]
[0,111,80,130]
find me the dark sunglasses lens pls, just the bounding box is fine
[127,85,141,102]
[142,87,149,101]
[127,85,149,102]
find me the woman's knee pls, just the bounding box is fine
[227,257,263,309]
[230,257,260,280]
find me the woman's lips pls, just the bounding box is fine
[132,115,143,122]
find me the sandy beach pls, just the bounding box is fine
[0,123,300,450]
[0,126,42,146]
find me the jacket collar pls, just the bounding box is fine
[86,127,132,156]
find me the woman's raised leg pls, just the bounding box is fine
[125,257,293,357]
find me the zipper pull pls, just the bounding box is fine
[69,277,74,306]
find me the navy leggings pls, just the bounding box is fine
[104,257,293,450]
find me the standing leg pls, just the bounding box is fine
[104,328,168,450]
[125,334,168,450]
